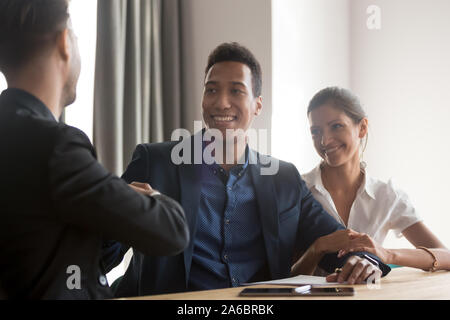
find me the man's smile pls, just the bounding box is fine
[211,115,238,122]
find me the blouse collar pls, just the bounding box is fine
[309,163,376,200]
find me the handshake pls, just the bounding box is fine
[128,181,161,197]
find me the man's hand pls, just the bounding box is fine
[129,182,161,197]
[326,255,382,285]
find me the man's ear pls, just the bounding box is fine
[254,96,263,116]
[56,28,70,62]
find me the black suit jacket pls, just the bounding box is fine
[111,134,390,297]
[0,88,189,299]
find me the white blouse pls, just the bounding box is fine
[302,165,422,245]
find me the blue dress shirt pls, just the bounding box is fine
[188,148,267,290]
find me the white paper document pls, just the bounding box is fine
[243,274,340,286]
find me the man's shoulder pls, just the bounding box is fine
[137,140,179,152]
[300,166,319,189]
[1,105,91,149]
[134,140,179,160]
[250,150,301,187]
[251,150,298,173]
[45,122,93,151]
[128,140,182,172]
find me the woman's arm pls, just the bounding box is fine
[402,221,446,248]
[396,222,449,271]
[339,222,450,271]
[388,248,450,271]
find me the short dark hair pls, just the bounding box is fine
[0,0,70,72]
[205,42,262,97]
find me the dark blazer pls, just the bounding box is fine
[112,133,390,297]
[0,89,189,299]
[0,283,6,300]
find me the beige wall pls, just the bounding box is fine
[350,0,450,247]
[272,0,351,172]
[180,0,272,151]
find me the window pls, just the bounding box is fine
[68,0,129,285]
[0,72,6,93]
[65,0,98,143]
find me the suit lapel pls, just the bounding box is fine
[178,131,203,287]
[248,150,280,279]
[178,141,282,284]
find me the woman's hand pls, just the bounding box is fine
[337,233,393,264]
[291,229,364,276]
[314,229,362,255]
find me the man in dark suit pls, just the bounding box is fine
[110,43,390,298]
[0,0,189,299]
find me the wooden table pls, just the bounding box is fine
[122,267,450,300]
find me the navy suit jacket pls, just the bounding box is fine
[112,132,390,297]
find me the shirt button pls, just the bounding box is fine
[98,275,108,286]
[224,254,228,260]
[213,170,217,175]
[225,219,230,225]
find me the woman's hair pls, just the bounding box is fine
[307,86,369,155]
[307,87,367,123]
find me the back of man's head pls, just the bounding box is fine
[0,0,70,74]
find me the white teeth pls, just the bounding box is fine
[213,116,235,121]
[325,146,340,154]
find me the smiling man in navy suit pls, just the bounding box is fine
[110,42,390,297]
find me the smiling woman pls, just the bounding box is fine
[292,86,450,275]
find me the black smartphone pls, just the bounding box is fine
[299,287,355,296]
[239,287,354,297]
